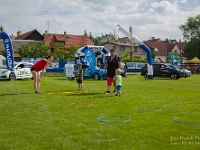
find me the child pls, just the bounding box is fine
[74,63,83,90]
[113,69,122,97]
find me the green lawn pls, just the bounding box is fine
[0,74,200,150]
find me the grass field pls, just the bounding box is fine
[0,74,200,150]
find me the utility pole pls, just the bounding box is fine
[129,26,133,61]
[179,39,182,68]
[47,20,49,33]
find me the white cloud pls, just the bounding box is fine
[0,0,200,41]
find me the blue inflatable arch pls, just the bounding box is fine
[118,24,153,79]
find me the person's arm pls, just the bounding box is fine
[104,63,108,73]
[113,75,117,81]
[118,61,122,69]
[39,69,44,78]
[43,58,52,64]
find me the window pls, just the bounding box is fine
[120,46,125,51]
[133,47,137,53]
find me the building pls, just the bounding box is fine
[0,30,94,58]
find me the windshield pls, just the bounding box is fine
[168,65,180,70]
[0,60,7,69]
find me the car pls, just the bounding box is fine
[196,66,200,73]
[74,64,125,80]
[74,64,106,80]
[168,65,191,78]
[0,62,33,80]
[141,63,182,79]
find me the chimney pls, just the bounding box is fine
[17,31,20,37]
[129,26,132,35]
[64,31,67,38]
[45,30,48,37]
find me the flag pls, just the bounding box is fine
[171,53,174,70]
[82,48,96,74]
[1,32,15,71]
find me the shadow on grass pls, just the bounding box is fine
[64,92,103,96]
[0,92,34,96]
[45,89,75,92]
[152,77,176,80]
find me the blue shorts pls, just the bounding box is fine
[116,85,122,90]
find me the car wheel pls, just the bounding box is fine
[170,73,179,79]
[93,74,100,80]
[144,73,148,79]
[9,72,16,80]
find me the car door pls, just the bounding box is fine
[83,65,92,78]
[23,63,33,78]
[152,64,160,75]
[15,64,24,79]
[159,64,169,76]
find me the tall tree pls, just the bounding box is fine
[108,30,118,42]
[66,45,79,60]
[52,42,66,61]
[181,38,200,60]
[18,42,50,57]
[179,14,200,40]
[179,14,200,59]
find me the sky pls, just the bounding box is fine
[0,0,200,41]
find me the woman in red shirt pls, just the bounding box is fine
[31,56,53,94]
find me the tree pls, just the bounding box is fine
[86,30,119,46]
[150,48,156,62]
[66,45,79,60]
[120,52,131,62]
[179,14,200,59]
[18,42,50,57]
[108,30,118,42]
[181,39,200,59]
[52,42,66,61]
[179,14,200,40]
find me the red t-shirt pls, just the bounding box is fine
[32,59,48,71]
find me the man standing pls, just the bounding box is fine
[104,49,122,94]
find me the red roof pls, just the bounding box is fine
[118,37,132,44]
[143,41,176,56]
[16,30,34,40]
[16,29,43,40]
[44,33,94,48]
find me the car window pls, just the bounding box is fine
[23,63,33,68]
[1,60,7,68]
[161,65,165,68]
[153,64,160,68]
[17,64,24,68]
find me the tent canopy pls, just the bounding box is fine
[186,57,200,63]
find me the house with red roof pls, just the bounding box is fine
[3,30,94,58]
[143,38,186,62]
[43,31,94,49]
[103,36,186,62]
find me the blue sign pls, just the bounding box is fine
[81,48,96,75]
[1,32,15,71]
